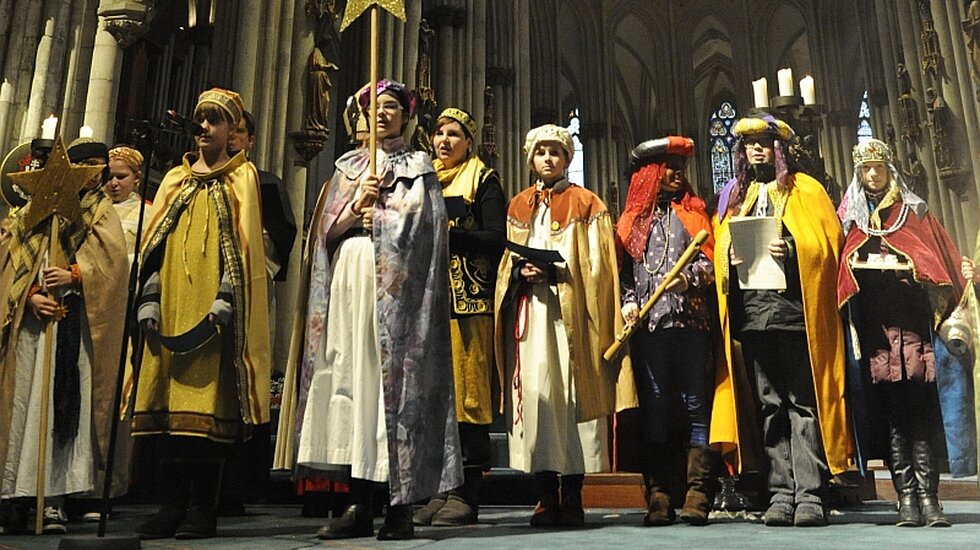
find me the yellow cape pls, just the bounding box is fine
[710,173,853,475]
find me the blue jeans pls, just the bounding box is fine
[630,327,710,446]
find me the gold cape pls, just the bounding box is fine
[494,183,637,422]
[127,152,270,435]
[710,172,854,475]
[0,196,128,479]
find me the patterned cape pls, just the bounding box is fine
[275,140,462,505]
[0,191,128,479]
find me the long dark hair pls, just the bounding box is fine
[727,138,797,215]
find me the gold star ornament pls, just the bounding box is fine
[8,136,104,233]
[340,0,406,31]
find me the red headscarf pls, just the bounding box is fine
[616,136,714,261]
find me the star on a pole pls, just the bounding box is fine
[340,0,406,31]
[8,136,103,233]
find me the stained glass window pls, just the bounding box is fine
[567,109,585,187]
[857,90,873,144]
[709,102,737,192]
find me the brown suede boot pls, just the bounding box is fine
[642,471,675,526]
[679,445,719,526]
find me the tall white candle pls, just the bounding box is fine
[752,78,769,108]
[800,75,816,105]
[78,125,94,139]
[777,68,794,96]
[41,115,58,140]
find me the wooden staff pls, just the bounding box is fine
[603,229,710,362]
[33,217,65,534]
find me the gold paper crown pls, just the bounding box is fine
[733,116,794,142]
[438,108,478,139]
[523,124,574,169]
[852,138,893,166]
[109,146,144,172]
[196,87,244,124]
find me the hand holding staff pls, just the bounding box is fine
[603,229,710,362]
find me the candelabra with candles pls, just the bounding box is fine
[750,69,835,199]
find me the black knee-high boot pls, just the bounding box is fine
[912,437,950,527]
[888,423,921,527]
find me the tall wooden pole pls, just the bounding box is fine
[369,5,379,179]
[34,217,63,535]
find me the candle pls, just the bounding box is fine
[78,125,94,139]
[752,78,769,108]
[41,115,58,140]
[800,75,816,105]
[0,80,11,103]
[777,68,794,97]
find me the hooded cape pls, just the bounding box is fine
[0,192,128,486]
[710,172,853,475]
[126,152,270,433]
[274,141,462,505]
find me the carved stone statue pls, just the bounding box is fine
[411,19,438,155]
[479,86,498,164]
[306,46,338,133]
[920,19,949,87]
[897,63,913,96]
[925,87,958,173]
[416,19,435,90]
[885,122,897,151]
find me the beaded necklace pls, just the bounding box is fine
[866,203,910,236]
[642,206,671,275]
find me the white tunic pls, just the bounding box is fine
[297,235,389,482]
[506,202,609,475]
[2,298,95,498]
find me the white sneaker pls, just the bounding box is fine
[41,506,68,534]
[82,511,105,522]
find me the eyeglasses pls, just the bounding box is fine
[378,101,403,113]
[743,136,775,148]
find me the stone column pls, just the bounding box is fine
[895,0,957,239]
[232,0,262,108]
[279,0,316,369]
[470,0,486,128]
[0,80,12,154]
[435,6,457,107]
[875,0,905,165]
[23,2,68,142]
[83,0,152,144]
[253,0,283,170]
[269,0,296,175]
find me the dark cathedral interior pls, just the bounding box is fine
[0,0,979,547]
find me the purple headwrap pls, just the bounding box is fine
[358,79,415,117]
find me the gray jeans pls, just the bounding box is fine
[741,330,828,506]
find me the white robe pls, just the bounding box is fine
[297,235,389,481]
[2,293,95,498]
[506,204,609,475]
